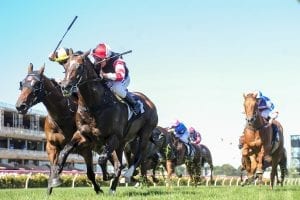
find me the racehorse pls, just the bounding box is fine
[242,92,287,188]
[152,126,203,187]
[124,138,160,185]
[15,63,102,195]
[58,49,158,193]
[240,132,287,187]
[199,144,214,183]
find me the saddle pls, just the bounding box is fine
[113,93,144,120]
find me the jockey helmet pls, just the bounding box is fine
[254,90,262,99]
[55,47,70,62]
[171,119,180,127]
[189,127,195,133]
[92,43,112,59]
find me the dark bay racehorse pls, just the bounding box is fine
[242,92,287,188]
[15,64,102,195]
[199,144,214,183]
[124,131,163,185]
[58,50,158,193]
[152,126,203,187]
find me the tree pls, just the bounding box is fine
[214,164,239,176]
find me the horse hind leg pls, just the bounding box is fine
[278,151,288,186]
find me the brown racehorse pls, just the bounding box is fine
[15,64,102,195]
[152,126,202,187]
[242,92,287,188]
[58,50,158,193]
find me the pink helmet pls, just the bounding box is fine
[189,127,195,133]
[171,119,180,127]
[92,43,112,59]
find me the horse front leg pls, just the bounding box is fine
[57,131,85,174]
[46,142,61,193]
[98,155,115,181]
[79,147,103,194]
[109,148,123,195]
[98,135,119,165]
[151,159,159,183]
[124,133,150,178]
[165,160,174,188]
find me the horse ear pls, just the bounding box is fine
[83,49,91,58]
[69,48,73,56]
[28,63,33,73]
[39,63,45,75]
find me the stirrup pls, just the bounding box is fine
[132,105,140,115]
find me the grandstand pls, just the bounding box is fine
[0,101,98,171]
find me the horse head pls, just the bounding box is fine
[16,63,46,114]
[60,49,96,96]
[243,92,259,127]
[151,126,166,148]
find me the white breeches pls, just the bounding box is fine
[106,76,130,98]
[260,108,278,120]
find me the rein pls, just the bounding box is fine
[245,110,269,132]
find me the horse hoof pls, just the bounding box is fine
[49,178,62,188]
[96,188,104,194]
[134,182,140,188]
[47,187,53,195]
[109,189,116,195]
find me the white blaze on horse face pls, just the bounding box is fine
[244,97,256,119]
[66,60,78,81]
[26,76,36,87]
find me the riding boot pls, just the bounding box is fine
[271,124,279,154]
[185,143,194,161]
[124,92,140,115]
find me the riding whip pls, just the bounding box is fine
[95,50,132,65]
[53,16,78,53]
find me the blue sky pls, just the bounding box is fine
[1,0,300,167]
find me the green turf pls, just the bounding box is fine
[0,185,299,200]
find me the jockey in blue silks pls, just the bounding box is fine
[168,120,194,159]
[255,91,279,151]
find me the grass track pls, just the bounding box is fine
[0,185,299,200]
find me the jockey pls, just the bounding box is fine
[189,127,202,146]
[48,47,70,66]
[169,120,194,159]
[92,43,140,115]
[255,91,279,151]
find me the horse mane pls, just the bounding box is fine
[49,78,61,88]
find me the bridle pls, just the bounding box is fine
[62,56,101,96]
[19,73,47,106]
[244,98,268,131]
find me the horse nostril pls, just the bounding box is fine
[16,103,27,112]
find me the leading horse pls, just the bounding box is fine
[15,64,102,194]
[58,49,158,193]
[242,92,287,188]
